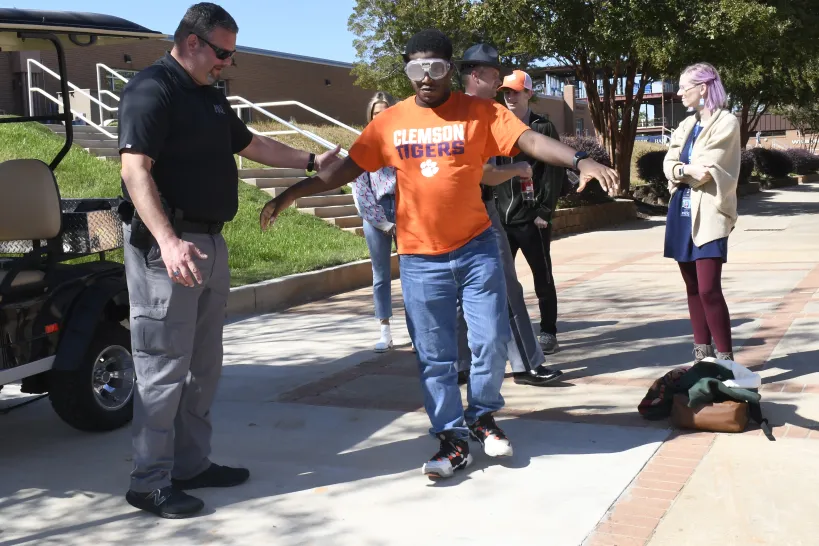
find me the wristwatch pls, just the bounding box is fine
[306,153,316,172]
[573,150,589,170]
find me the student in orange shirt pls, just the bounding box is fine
[260,29,619,479]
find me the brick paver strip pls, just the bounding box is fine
[556,252,656,294]
[582,432,718,545]
[740,263,819,369]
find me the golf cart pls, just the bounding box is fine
[0,10,165,431]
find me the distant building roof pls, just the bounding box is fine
[234,44,354,69]
[148,36,354,69]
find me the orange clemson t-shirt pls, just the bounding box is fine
[348,91,530,255]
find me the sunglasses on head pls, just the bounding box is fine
[194,34,235,60]
[404,58,451,82]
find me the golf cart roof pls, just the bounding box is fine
[0,9,167,51]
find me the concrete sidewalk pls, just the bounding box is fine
[1,183,817,545]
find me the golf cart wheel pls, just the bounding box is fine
[49,321,135,432]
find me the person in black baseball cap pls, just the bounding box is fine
[456,43,503,98]
[454,42,564,388]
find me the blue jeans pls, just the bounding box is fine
[362,194,396,320]
[400,226,510,440]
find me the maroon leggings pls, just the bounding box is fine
[678,259,732,352]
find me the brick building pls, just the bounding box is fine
[0,37,377,127]
[526,83,597,138]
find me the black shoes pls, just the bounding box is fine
[171,463,250,490]
[513,365,563,386]
[127,463,249,519]
[125,486,204,519]
[468,413,514,457]
[422,432,472,479]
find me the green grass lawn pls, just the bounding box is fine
[0,120,369,287]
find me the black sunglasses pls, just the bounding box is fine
[194,34,235,60]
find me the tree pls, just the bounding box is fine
[348,0,692,191]
[347,0,819,190]
[483,0,701,193]
[701,1,819,148]
[348,0,522,99]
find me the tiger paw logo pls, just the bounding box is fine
[420,159,439,178]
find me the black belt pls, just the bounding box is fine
[176,219,224,235]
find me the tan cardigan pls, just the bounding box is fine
[663,108,741,246]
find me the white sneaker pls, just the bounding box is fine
[374,324,393,353]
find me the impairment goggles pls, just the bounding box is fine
[404,58,451,82]
[195,34,236,60]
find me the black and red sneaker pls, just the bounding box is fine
[422,432,472,479]
[468,413,514,457]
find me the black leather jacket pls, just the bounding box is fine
[492,111,567,226]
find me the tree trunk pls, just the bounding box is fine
[574,55,650,194]
[738,99,768,149]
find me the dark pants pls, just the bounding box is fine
[504,222,558,336]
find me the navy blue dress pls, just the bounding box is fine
[663,122,729,263]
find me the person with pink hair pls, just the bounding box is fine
[663,62,741,364]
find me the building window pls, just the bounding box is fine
[213,79,228,95]
[105,68,139,93]
[576,118,584,136]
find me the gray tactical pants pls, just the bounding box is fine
[457,198,546,374]
[123,223,230,493]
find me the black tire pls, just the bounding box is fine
[49,321,135,432]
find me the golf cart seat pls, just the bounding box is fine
[0,159,61,293]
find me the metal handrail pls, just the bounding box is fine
[230,99,362,136]
[28,87,116,139]
[28,59,118,114]
[95,63,128,125]
[227,96,349,171]
[26,58,118,139]
[29,59,352,169]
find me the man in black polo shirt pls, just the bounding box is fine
[118,3,339,519]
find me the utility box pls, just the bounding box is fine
[57,88,93,122]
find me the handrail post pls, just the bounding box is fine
[26,59,34,117]
[96,64,104,126]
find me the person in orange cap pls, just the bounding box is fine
[493,69,567,357]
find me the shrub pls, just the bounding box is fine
[635,150,667,185]
[738,149,755,185]
[746,147,793,179]
[783,147,819,174]
[560,135,612,167]
[559,135,614,202]
[632,181,670,206]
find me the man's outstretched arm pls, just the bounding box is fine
[515,129,620,194]
[260,156,365,230]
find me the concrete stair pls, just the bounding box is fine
[46,124,118,135]
[76,139,119,149]
[299,204,358,219]
[42,123,366,237]
[326,216,363,229]
[343,226,365,236]
[240,167,363,236]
